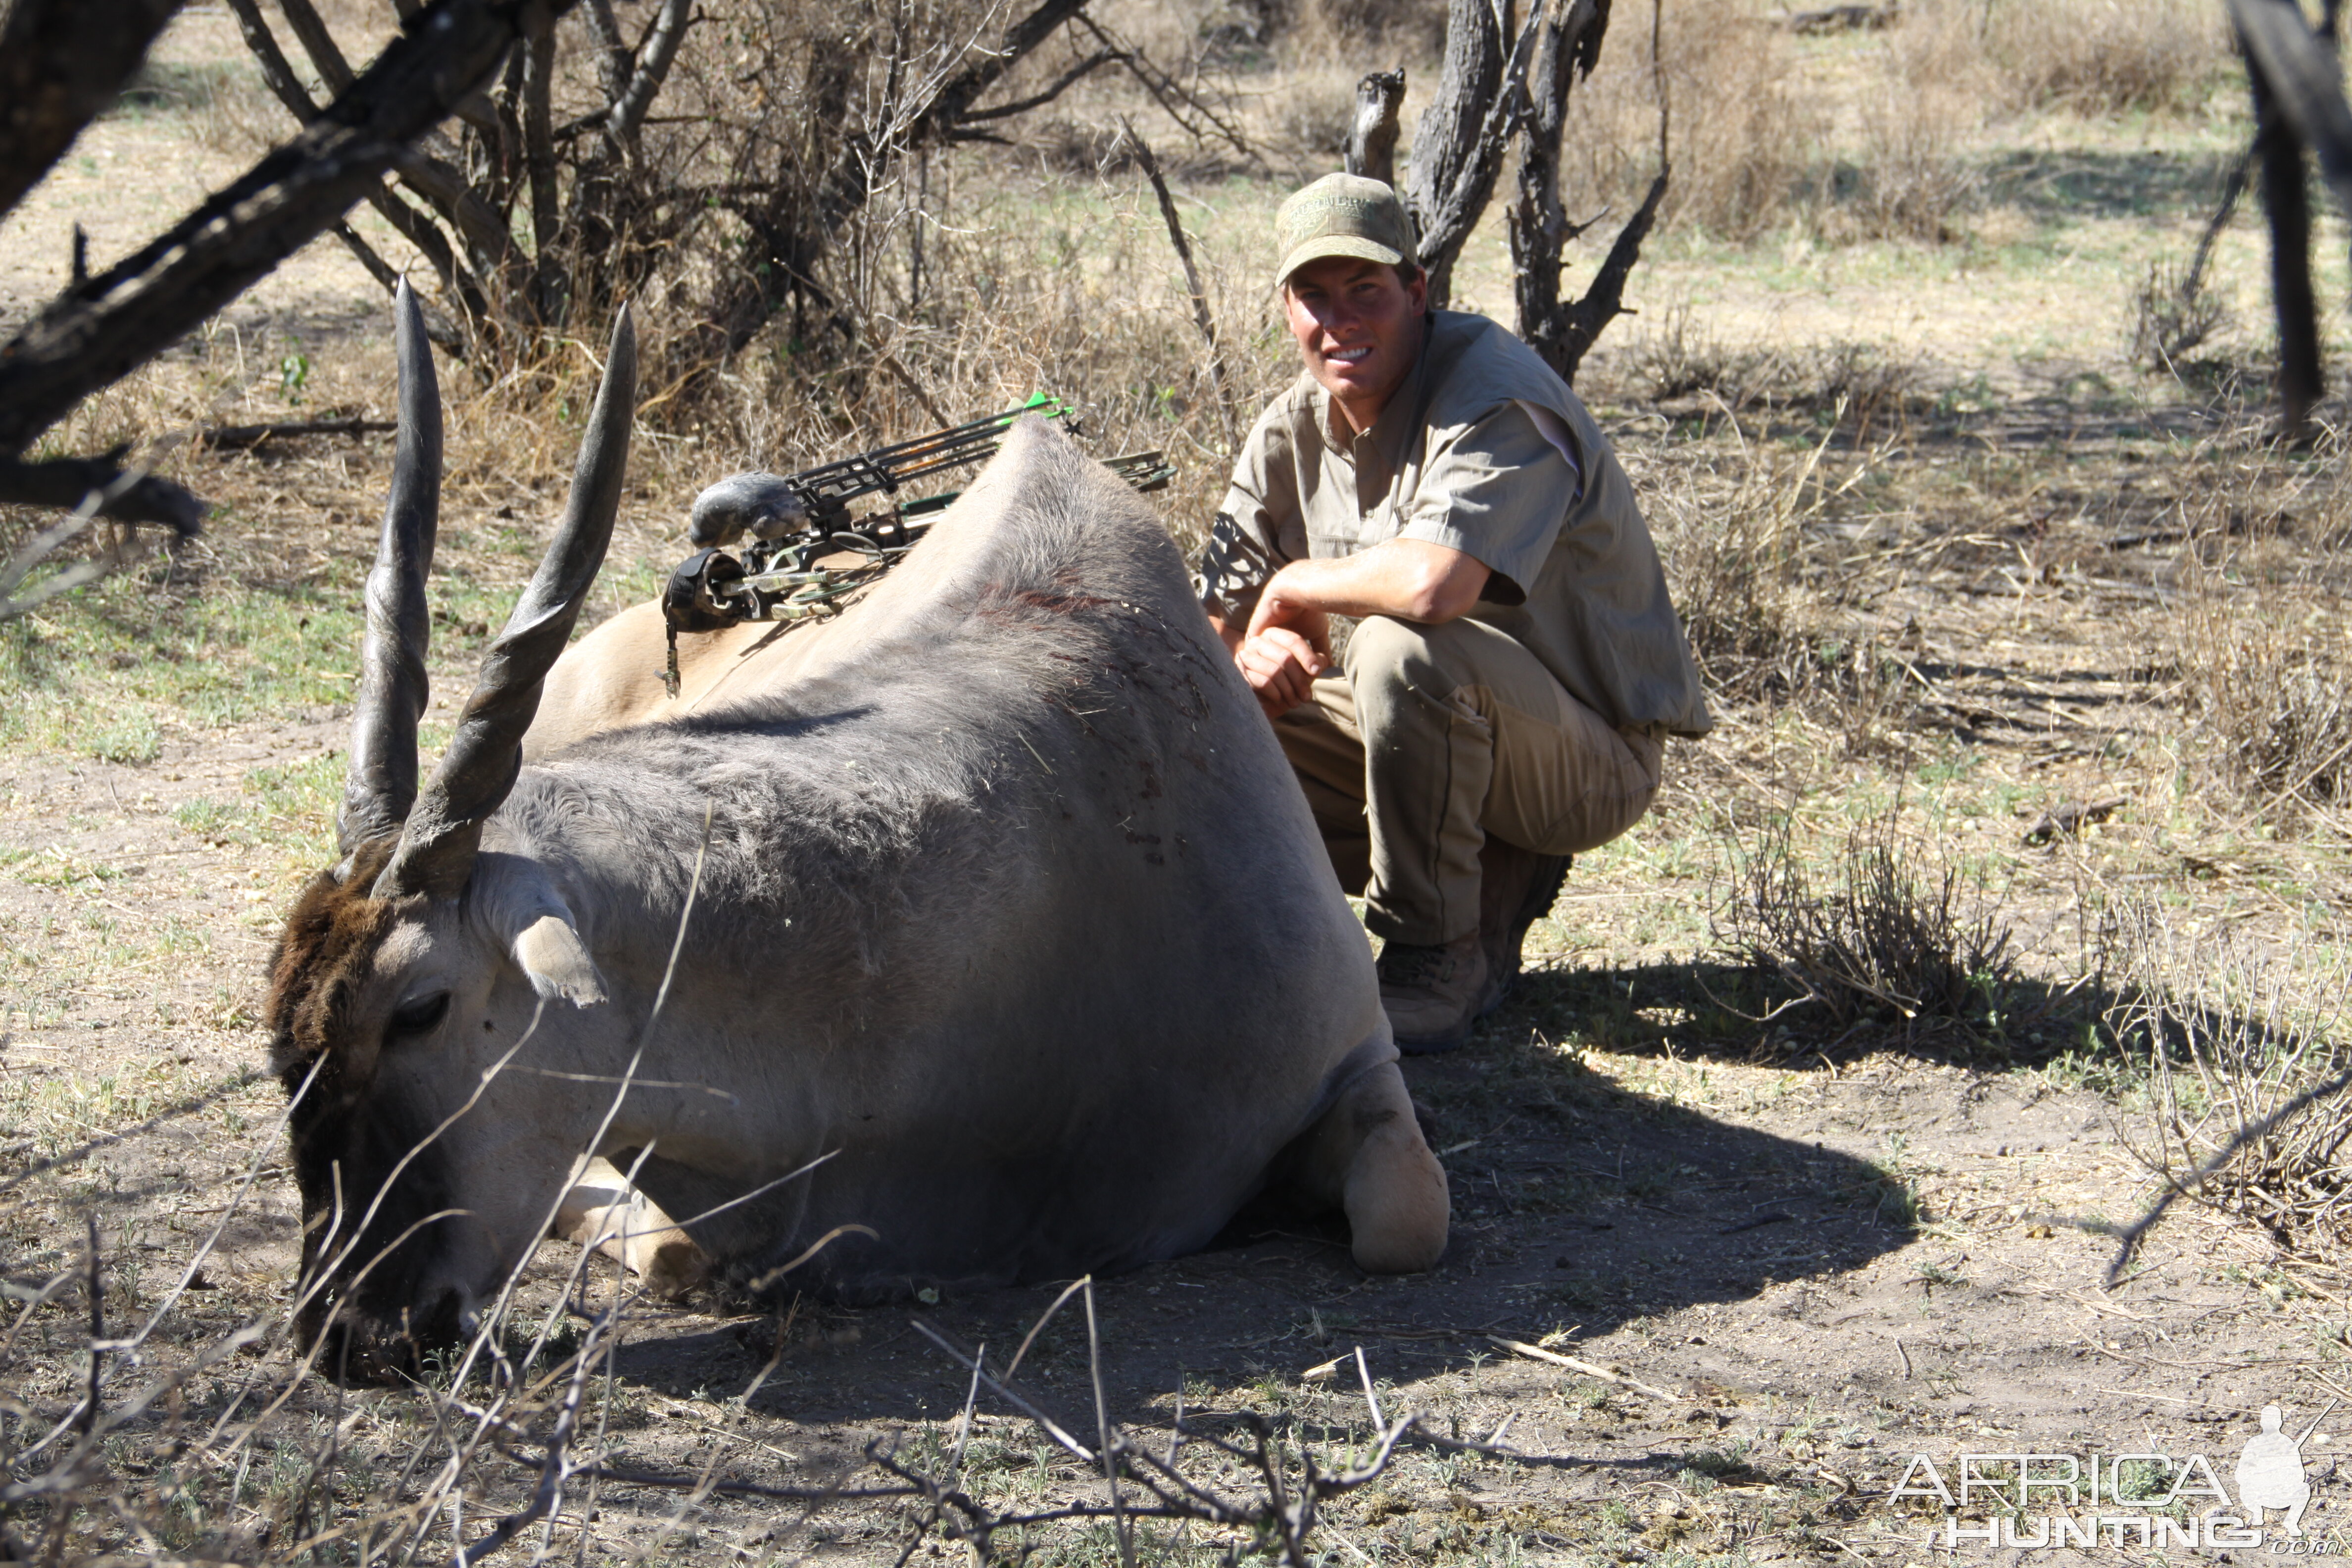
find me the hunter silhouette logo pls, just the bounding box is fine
[1892,1398,2342,1552]
[2238,1404,2315,1536]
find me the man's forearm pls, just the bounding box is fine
[1254,539,1491,630]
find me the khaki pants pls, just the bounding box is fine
[1274,615,1664,946]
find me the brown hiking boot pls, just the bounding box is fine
[1476,840,1572,1017]
[1377,933,1488,1055]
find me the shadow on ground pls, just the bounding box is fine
[594,980,1924,1427]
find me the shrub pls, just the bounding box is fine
[1712,803,2019,1048]
[1983,0,2230,116]
[2130,259,2235,371]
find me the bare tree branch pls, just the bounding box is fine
[221,0,503,345]
[1408,0,1548,305]
[610,0,694,148]
[221,0,322,121]
[581,0,632,105]
[0,455,201,532]
[521,10,565,321]
[278,0,359,95]
[1125,119,1237,452]
[1545,171,1667,382]
[959,49,1122,123]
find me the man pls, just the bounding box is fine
[1197,173,1711,1053]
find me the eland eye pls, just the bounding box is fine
[388,992,451,1036]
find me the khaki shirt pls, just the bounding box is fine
[1199,310,1711,738]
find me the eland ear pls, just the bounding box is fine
[512,915,607,1007]
[467,852,608,1008]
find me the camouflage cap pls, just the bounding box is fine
[1274,173,1418,289]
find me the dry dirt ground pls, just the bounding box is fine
[5,8,2352,1567]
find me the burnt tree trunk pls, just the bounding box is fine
[2228,0,2352,429]
[1406,0,1509,306]
[1345,68,1405,187]
[2252,59,2323,429]
[0,0,187,222]
[1510,0,1668,384]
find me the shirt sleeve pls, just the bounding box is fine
[1195,402,1302,623]
[1393,401,1581,607]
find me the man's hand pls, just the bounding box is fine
[1211,539,1491,722]
[1235,624,1328,719]
[1209,608,1329,719]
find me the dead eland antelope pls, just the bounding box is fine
[266,284,1449,1374]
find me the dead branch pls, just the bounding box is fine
[276,0,358,95]
[199,416,398,450]
[958,48,1124,123]
[608,0,695,148]
[1407,0,1535,304]
[1508,0,1670,383]
[1544,172,1669,382]
[0,455,201,532]
[1124,119,1238,453]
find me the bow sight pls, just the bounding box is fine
[660,396,1171,690]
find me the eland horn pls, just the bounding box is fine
[338,278,441,856]
[375,303,638,901]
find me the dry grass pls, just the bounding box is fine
[2175,587,2352,816]
[1978,0,2230,117]
[1549,0,2229,245]
[1563,3,1816,243]
[2108,906,2352,1262]
[2159,457,2352,824]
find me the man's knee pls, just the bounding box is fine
[1344,615,1472,714]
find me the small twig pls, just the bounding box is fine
[948,1339,984,1481]
[1352,1345,1385,1431]
[1486,1335,1678,1399]
[76,1217,102,1445]
[449,1304,607,1566]
[1082,1280,1136,1568]
[910,1320,1097,1465]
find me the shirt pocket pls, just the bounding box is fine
[1305,499,1404,558]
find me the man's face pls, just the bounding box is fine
[1281,256,1427,433]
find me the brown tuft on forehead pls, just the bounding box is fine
[265,839,401,1078]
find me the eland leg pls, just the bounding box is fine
[1291,1059,1451,1272]
[556,1157,708,1297]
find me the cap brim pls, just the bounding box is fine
[1274,235,1408,289]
